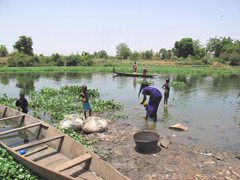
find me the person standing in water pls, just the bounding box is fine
[15,91,28,114]
[139,82,162,121]
[78,85,92,119]
[162,78,170,104]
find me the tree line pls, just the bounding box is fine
[0,35,240,67]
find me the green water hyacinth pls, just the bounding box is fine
[0,147,42,179]
[0,85,125,123]
[0,94,17,109]
[170,81,186,88]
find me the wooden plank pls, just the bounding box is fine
[12,134,65,151]
[0,122,46,136]
[54,153,92,172]
[24,145,48,157]
[2,107,7,117]
[0,114,25,121]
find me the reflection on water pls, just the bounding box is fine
[0,72,240,151]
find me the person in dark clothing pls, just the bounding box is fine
[15,91,28,113]
[162,78,170,104]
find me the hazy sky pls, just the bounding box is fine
[0,0,240,56]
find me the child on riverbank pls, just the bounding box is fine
[78,85,92,119]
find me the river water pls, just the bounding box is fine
[0,72,240,151]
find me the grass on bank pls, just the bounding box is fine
[0,64,240,74]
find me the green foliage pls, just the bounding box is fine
[55,127,97,152]
[49,53,64,66]
[0,45,8,57]
[0,94,17,108]
[159,48,173,60]
[103,62,114,67]
[0,147,42,179]
[98,50,108,59]
[136,80,154,85]
[229,52,240,66]
[13,35,33,56]
[219,52,229,62]
[201,58,208,65]
[91,99,122,113]
[174,38,195,58]
[130,51,139,60]
[7,53,39,67]
[80,52,93,66]
[193,40,205,60]
[116,43,131,59]
[207,36,240,58]
[170,81,186,88]
[66,54,81,66]
[19,85,121,122]
[142,50,154,60]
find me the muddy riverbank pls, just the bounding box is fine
[85,120,240,180]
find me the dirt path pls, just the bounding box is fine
[85,120,240,180]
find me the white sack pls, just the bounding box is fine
[82,116,108,133]
[59,114,84,131]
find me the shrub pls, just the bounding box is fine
[201,58,208,65]
[219,52,229,61]
[229,52,240,66]
[0,45,8,57]
[7,53,39,67]
[66,54,81,66]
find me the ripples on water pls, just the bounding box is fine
[0,72,240,151]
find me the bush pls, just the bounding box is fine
[80,54,93,66]
[7,53,39,67]
[66,54,81,66]
[219,52,229,61]
[48,53,64,66]
[229,52,240,66]
[0,45,8,57]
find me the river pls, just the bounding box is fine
[0,72,240,151]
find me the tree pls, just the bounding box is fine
[142,50,153,60]
[130,51,139,60]
[98,50,108,59]
[159,48,167,59]
[0,45,8,57]
[193,40,205,59]
[116,43,131,59]
[13,35,33,55]
[174,38,195,58]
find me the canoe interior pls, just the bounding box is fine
[0,104,130,180]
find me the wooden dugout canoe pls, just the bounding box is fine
[0,104,130,180]
[113,71,156,78]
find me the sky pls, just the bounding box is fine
[0,0,240,56]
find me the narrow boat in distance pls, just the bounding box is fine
[0,104,130,180]
[113,68,156,78]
